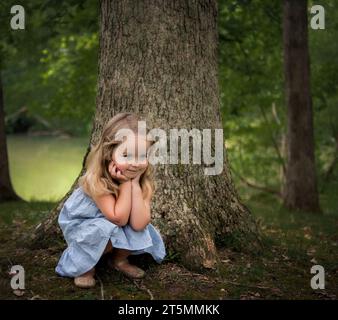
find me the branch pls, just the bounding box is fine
[321,135,338,189]
[258,103,286,176]
[231,166,282,198]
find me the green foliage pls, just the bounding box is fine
[0,0,337,184]
[218,0,285,189]
[309,0,338,177]
[1,0,98,136]
[38,33,98,126]
[218,0,338,192]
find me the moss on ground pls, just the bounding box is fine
[0,179,337,300]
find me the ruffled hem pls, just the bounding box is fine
[55,223,166,278]
[55,186,166,278]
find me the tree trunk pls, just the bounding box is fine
[0,70,21,202]
[282,0,321,212]
[279,132,287,197]
[31,0,259,272]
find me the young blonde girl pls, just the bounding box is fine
[55,113,166,288]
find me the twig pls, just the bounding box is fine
[224,280,275,291]
[29,290,45,300]
[30,295,44,300]
[4,106,28,123]
[132,279,154,300]
[32,114,52,129]
[271,102,281,125]
[96,275,105,300]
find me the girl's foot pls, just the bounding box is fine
[74,268,96,288]
[110,258,146,279]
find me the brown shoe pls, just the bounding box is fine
[110,258,146,279]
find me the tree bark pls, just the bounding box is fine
[32,0,259,272]
[282,0,321,212]
[0,70,21,202]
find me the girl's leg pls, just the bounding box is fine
[109,248,146,279]
[111,248,131,260]
[103,240,113,254]
[74,241,112,288]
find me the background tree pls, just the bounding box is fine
[282,0,320,212]
[32,0,259,272]
[0,1,25,202]
[0,0,98,202]
[0,64,21,201]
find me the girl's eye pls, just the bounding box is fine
[123,154,134,160]
[122,153,145,161]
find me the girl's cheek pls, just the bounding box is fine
[142,160,149,168]
[117,163,129,171]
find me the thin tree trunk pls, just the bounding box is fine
[280,132,287,196]
[0,70,21,202]
[31,0,259,272]
[282,0,321,212]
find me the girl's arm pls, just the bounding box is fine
[129,178,152,231]
[93,180,132,227]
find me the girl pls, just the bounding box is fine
[55,113,166,288]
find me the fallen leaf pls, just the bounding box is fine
[221,259,231,264]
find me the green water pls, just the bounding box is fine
[7,134,89,202]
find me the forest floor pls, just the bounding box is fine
[0,182,337,300]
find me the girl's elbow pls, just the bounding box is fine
[107,214,128,227]
[130,219,151,232]
[130,224,146,232]
[114,216,129,227]
[114,220,128,227]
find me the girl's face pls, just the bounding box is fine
[111,134,151,179]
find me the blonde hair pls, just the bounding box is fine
[78,113,155,200]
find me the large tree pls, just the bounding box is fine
[32,0,258,272]
[282,0,321,212]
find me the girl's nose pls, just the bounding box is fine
[129,160,146,168]
[128,160,139,167]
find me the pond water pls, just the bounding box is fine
[7,134,89,202]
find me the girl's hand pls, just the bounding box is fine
[132,167,147,183]
[109,161,130,183]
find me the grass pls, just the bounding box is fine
[0,182,337,299]
[0,134,337,299]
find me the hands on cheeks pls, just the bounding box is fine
[108,161,130,183]
[108,161,147,183]
[132,166,147,183]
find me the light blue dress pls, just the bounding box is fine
[55,185,166,278]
